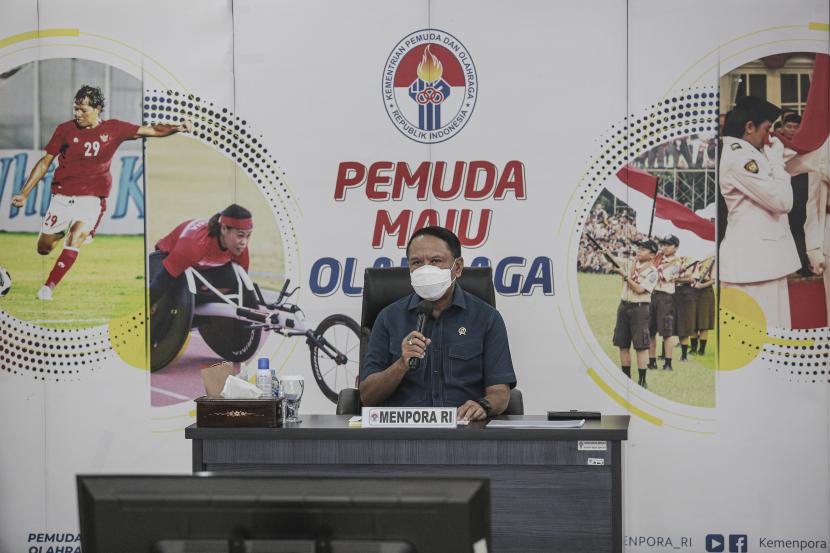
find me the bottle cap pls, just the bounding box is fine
[258,358,270,370]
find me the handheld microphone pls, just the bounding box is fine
[409,300,434,370]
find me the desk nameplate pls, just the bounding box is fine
[361,407,456,428]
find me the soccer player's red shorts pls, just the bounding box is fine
[40,194,105,236]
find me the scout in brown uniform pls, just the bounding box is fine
[691,257,716,355]
[648,235,681,370]
[674,256,699,361]
[610,239,659,388]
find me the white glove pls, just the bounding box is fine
[807,249,825,276]
[764,136,785,165]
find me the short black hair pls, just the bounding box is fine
[406,226,462,258]
[74,85,105,110]
[723,96,781,138]
[783,113,802,125]
[208,204,252,236]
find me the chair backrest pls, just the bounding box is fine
[336,388,361,415]
[348,266,504,416]
[359,267,495,373]
[503,388,524,415]
[361,267,495,331]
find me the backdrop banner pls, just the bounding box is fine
[0,1,828,552]
[0,150,144,234]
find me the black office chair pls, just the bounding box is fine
[336,267,523,415]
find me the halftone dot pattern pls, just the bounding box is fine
[142,90,300,280]
[572,87,719,234]
[571,85,829,386]
[716,288,824,379]
[759,326,830,384]
[108,309,147,370]
[0,311,114,381]
[717,287,767,371]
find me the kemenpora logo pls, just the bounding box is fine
[382,29,478,144]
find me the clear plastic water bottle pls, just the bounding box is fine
[256,358,272,398]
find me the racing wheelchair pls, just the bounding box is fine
[149,253,361,403]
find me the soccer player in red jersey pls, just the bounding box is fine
[149,204,254,305]
[11,85,192,300]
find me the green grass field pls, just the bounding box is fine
[0,232,144,329]
[578,272,716,408]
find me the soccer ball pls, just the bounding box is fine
[0,267,11,297]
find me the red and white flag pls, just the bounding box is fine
[605,165,716,259]
[777,53,830,176]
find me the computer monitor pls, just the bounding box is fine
[77,474,490,553]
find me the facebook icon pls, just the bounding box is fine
[729,534,748,552]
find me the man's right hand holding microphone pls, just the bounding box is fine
[401,331,431,370]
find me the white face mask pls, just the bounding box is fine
[410,260,456,301]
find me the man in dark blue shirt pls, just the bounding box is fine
[359,227,516,421]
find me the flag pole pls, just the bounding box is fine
[647,176,659,237]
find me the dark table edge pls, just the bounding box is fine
[184,415,630,441]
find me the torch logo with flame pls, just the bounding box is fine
[409,45,451,131]
[382,29,477,144]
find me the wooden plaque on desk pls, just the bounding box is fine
[195,396,282,428]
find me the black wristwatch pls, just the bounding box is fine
[475,398,493,417]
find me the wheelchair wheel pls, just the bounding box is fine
[149,278,195,372]
[197,288,263,362]
[309,314,362,403]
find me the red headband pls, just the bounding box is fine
[219,215,253,230]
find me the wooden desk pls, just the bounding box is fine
[186,414,629,553]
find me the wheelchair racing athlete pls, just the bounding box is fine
[148,204,256,370]
[149,203,253,305]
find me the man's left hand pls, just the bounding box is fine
[457,400,487,421]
